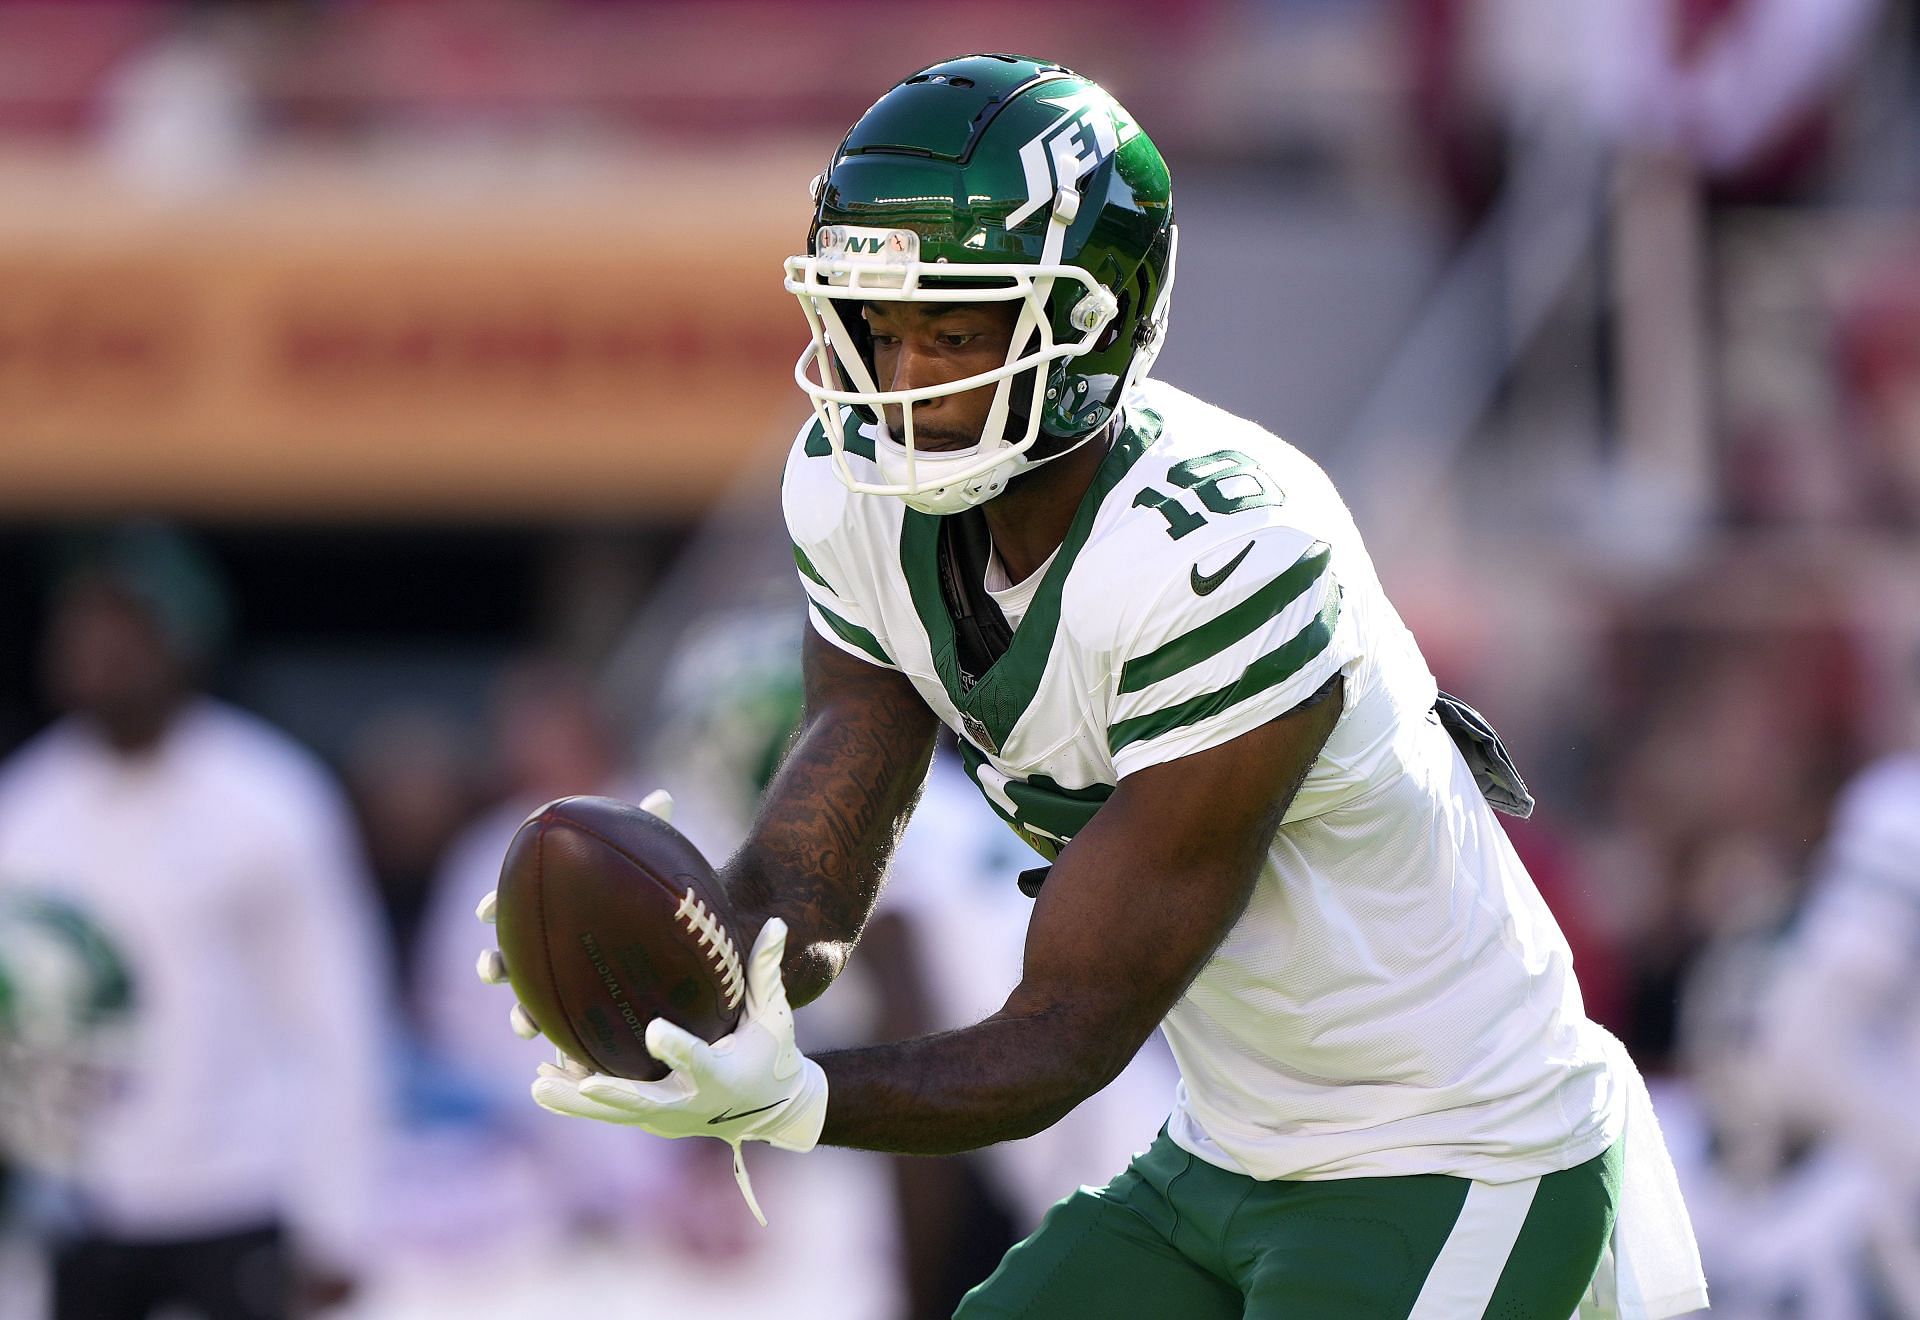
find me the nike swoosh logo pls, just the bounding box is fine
[1190,543,1253,596]
[708,1097,791,1126]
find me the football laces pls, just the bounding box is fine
[675,889,746,1011]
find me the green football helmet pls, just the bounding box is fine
[785,54,1176,514]
[0,889,133,1170]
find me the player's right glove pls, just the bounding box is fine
[474,787,676,1042]
[528,915,828,1226]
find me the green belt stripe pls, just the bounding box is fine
[1108,585,1341,753]
[811,600,893,666]
[792,542,833,591]
[1118,542,1331,695]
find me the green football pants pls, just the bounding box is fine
[956,1129,1621,1320]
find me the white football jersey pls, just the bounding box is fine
[783,380,1621,1182]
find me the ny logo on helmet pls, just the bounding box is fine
[818,226,919,263]
[1005,88,1140,230]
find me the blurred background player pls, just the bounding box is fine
[1756,649,1920,1313]
[0,527,390,1320]
[1652,925,1878,1318]
[410,657,692,1252]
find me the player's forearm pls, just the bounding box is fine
[721,693,935,1006]
[813,1006,1134,1155]
[722,841,865,1009]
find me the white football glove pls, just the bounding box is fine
[530,916,829,1227]
[474,788,676,1043]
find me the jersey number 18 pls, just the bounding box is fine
[1130,449,1283,539]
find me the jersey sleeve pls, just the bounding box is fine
[1107,529,1359,779]
[781,420,898,670]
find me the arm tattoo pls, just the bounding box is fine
[721,631,937,1005]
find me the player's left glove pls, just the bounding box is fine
[530,915,828,1226]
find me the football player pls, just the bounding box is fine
[1757,674,1920,1312]
[489,55,1705,1318]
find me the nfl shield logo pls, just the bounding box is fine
[961,712,998,755]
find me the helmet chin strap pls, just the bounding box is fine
[888,413,1118,515]
[998,417,1114,486]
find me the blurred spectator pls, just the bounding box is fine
[0,526,390,1320]
[1408,0,1884,218]
[412,656,676,1236]
[98,6,260,194]
[1662,0,1884,196]
[413,657,627,1097]
[1839,245,1920,525]
[1757,653,1920,1312]
[344,707,477,1002]
[1596,562,1867,1066]
[1659,927,1878,1317]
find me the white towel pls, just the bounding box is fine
[1579,1031,1710,1319]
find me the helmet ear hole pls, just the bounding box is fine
[1087,249,1162,354]
[1118,244,1168,352]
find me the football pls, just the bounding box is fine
[493,795,746,1081]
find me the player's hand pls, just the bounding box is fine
[475,788,676,1043]
[529,916,829,1225]
[530,916,828,1149]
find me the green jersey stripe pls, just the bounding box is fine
[1118,541,1331,695]
[793,542,833,592]
[1109,583,1342,753]
[804,416,878,462]
[898,410,1163,752]
[810,600,893,666]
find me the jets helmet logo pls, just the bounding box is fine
[1005,87,1140,229]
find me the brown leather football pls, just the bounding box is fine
[494,795,746,1080]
